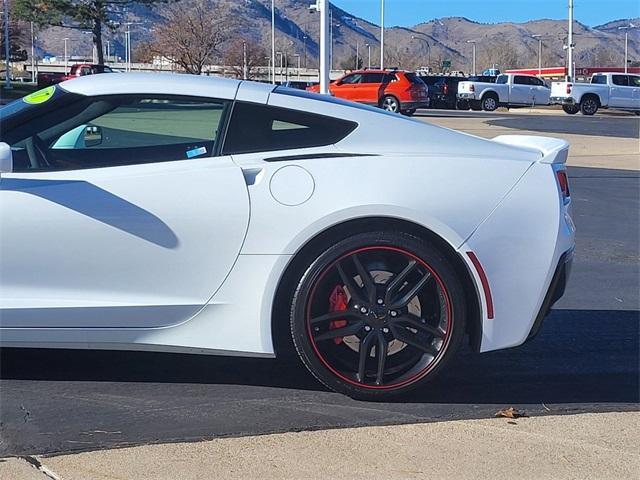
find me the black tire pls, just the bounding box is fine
[580,96,599,116]
[481,93,499,112]
[469,100,482,111]
[456,99,470,110]
[289,231,466,400]
[380,95,401,113]
[562,104,580,115]
[401,109,416,116]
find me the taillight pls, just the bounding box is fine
[566,84,572,94]
[556,169,570,202]
[443,83,449,95]
[469,84,475,92]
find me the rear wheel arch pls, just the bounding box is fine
[270,217,482,359]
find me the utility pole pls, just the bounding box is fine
[271,0,276,84]
[380,0,385,69]
[366,43,371,69]
[310,0,329,94]
[355,40,359,69]
[277,51,283,82]
[532,34,542,76]
[567,0,575,81]
[3,0,11,89]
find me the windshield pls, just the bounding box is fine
[0,85,84,141]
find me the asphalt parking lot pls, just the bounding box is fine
[0,110,638,458]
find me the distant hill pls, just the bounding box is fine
[35,1,639,72]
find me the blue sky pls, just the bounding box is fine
[332,0,639,27]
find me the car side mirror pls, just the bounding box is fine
[0,142,13,174]
[84,125,103,148]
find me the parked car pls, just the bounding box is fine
[0,74,574,400]
[279,80,319,90]
[308,69,429,115]
[551,72,640,115]
[420,75,468,110]
[37,64,116,88]
[458,73,551,111]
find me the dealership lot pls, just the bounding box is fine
[0,109,638,475]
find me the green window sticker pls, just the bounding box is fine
[23,86,56,105]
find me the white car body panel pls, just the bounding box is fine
[0,73,574,358]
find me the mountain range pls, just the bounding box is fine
[36,0,639,72]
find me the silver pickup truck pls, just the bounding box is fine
[457,73,551,111]
[550,72,640,115]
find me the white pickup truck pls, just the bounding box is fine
[457,73,551,111]
[550,72,640,115]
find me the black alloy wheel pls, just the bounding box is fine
[290,231,466,400]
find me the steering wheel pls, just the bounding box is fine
[25,135,57,170]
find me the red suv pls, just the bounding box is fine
[308,69,429,115]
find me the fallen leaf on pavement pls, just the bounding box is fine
[495,407,527,419]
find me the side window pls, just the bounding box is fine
[612,75,628,86]
[80,67,92,76]
[340,74,362,85]
[8,95,228,172]
[591,75,607,85]
[222,102,357,155]
[630,76,640,87]
[362,73,384,84]
[496,75,509,84]
[514,76,529,85]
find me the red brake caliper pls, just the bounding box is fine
[328,285,349,345]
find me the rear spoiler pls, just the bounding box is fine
[492,135,569,165]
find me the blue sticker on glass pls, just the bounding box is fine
[186,146,207,159]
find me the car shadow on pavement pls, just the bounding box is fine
[1,309,638,406]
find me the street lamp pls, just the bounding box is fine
[411,35,431,70]
[618,24,636,74]
[365,43,372,69]
[466,40,476,75]
[242,40,248,80]
[380,0,385,69]
[532,34,543,76]
[566,0,575,81]
[30,21,35,83]
[302,34,308,69]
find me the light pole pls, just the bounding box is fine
[265,56,271,82]
[310,0,329,95]
[294,53,301,79]
[380,0,385,69]
[242,40,248,80]
[355,40,359,69]
[365,43,371,68]
[30,21,35,83]
[411,35,431,69]
[106,40,110,63]
[3,0,11,89]
[271,0,276,84]
[466,40,476,75]
[64,37,69,74]
[567,0,575,81]
[532,34,543,76]
[618,25,635,74]
[277,51,283,83]
[303,34,308,69]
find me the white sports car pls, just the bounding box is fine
[0,74,575,399]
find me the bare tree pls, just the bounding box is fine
[151,0,237,75]
[477,38,521,71]
[223,38,267,79]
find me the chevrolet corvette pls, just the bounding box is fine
[0,74,575,399]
